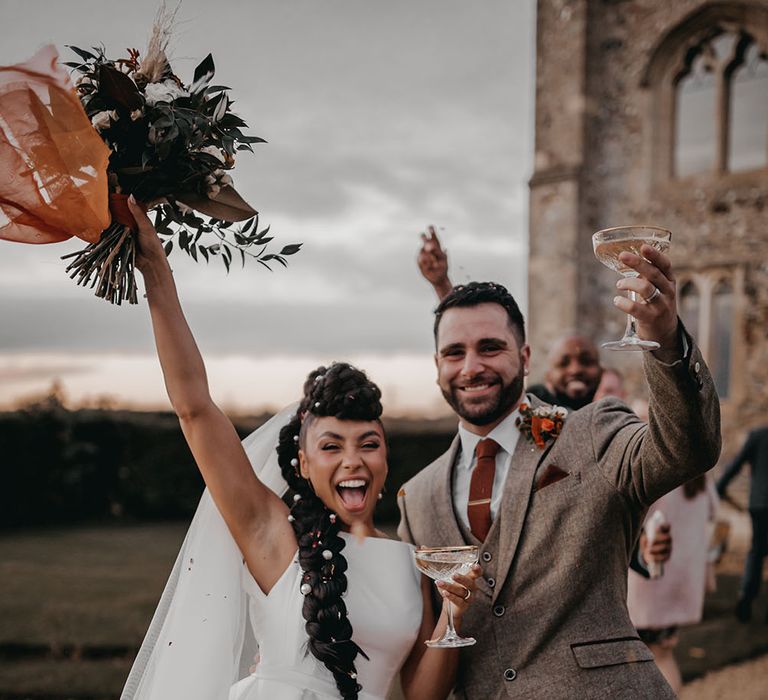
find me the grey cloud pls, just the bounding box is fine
[0,363,90,383]
[0,296,435,355]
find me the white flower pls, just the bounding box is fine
[197,145,226,163]
[143,79,188,106]
[130,109,144,121]
[91,110,118,131]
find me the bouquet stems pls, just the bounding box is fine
[62,223,138,305]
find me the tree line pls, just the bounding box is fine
[0,395,454,529]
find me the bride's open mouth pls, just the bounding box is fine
[336,478,370,513]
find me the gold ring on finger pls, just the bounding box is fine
[644,286,661,304]
[462,587,471,601]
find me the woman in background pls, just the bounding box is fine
[626,400,719,694]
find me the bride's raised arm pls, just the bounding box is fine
[127,196,296,591]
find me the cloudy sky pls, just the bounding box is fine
[0,0,535,415]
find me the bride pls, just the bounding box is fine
[120,196,480,700]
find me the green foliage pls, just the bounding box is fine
[0,402,452,529]
[153,206,302,272]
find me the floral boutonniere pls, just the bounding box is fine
[516,403,567,449]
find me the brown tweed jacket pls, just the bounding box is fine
[397,344,720,700]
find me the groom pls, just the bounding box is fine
[397,245,720,698]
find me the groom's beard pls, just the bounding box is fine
[442,362,526,427]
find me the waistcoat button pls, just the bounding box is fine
[504,668,517,681]
[493,605,505,617]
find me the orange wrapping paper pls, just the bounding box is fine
[0,45,110,244]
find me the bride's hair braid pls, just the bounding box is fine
[276,362,383,700]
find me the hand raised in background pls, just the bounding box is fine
[417,225,452,300]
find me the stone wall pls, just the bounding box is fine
[529,0,768,461]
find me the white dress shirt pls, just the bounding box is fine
[453,407,522,531]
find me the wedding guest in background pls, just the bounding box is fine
[400,232,720,697]
[716,424,768,622]
[526,334,603,410]
[594,367,627,402]
[627,400,720,694]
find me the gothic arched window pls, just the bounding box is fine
[711,279,734,397]
[643,4,768,185]
[673,30,768,178]
[679,280,701,342]
[675,48,717,177]
[729,41,768,171]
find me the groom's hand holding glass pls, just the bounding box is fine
[612,244,680,360]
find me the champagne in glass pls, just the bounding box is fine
[592,226,672,351]
[414,545,478,647]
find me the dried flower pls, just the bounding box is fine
[197,145,226,162]
[144,78,188,105]
[91,110,117,131]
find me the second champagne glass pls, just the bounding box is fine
[413,545,478,647]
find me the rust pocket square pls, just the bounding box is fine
[535,464,570,491]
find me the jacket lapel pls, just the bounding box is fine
[428,435,466,547]
[493,395,556,601]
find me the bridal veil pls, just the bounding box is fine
[120,404,297,700]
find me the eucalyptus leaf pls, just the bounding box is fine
[67,45,98,62]
[192,53,215,86]
[98,64,142,111]
[280,244,303,256]
[176,185,256,222]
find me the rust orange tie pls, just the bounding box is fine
[467,438,500,541]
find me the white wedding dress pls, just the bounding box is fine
[230,532,423,700]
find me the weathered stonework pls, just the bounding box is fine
[529,0,768,463]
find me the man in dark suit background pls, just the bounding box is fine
[717,425,768,622]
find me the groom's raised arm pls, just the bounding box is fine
[589,244,720,508]
[591,326,721,509]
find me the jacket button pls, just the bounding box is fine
[694,361,701,373]
[493,605,505,617]
[487,577,496,588]
[504,668,517,681]
[482,551,492,562]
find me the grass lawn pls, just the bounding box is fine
[1,522,767,699]
[0,523,186,699]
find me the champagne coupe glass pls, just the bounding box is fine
[592,225,672,351]
[413,545,479,647]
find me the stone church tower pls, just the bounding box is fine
[528,0,768,460]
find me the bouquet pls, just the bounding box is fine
[0,10,300,304]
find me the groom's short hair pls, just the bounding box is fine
[433,281,526,346]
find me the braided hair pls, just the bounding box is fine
[276,362,383,699]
